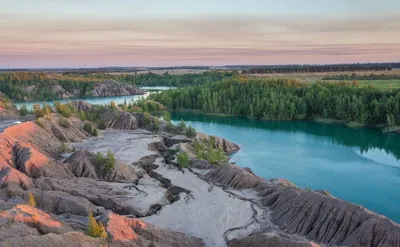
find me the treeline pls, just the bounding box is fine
[322,73,400,81]
[64,71,237,87]
[148,77,400,126]
[0,72,98,101]
[0,71,235,101]
[242,64,393,74]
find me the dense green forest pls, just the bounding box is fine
[63,71,236,87]
[0,71,235,101]
[147,77,400,126]
[322,73,400,80]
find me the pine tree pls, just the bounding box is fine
[87,211,99,237]
[27,192,36,207]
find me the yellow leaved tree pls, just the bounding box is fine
[87,211,108,238]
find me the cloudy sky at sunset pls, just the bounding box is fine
[1,0,400,68]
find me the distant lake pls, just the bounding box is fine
[14,86,169,110]
[171,111,400,223]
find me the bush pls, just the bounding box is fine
[110,101,117,109]
[27,192,36,207]
[43,103,51,119]
[60,142,67,153]
[177,152,189,168]
[149,117,160,132]
[143,112,151,125]
[94,149,115,173]
[33,104,45,119]
[92,128,99,136]
[54,102,72,118]
[177,120,186,133]
[58,118,70,128]
[97,119,107,130]
[19,104,29,116]
[165,121,175,133]
[87,211,107,238]
[78,110,87,121]
[185,125,197,138]
[83,123,93,133]
[163,111,171,122]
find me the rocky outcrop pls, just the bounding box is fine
[69,100,93,112]
[64,149,144,183]
[102,109,140,130]
[104,213,203,246]
[204,164,400,247]
[205,165,264,189]
[228,233,320,247]
[91,80,145,97]
[0,92,20,121]
[196,132,240,154]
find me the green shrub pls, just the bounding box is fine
[94,149,115,173]
[185,125,197,138]
[19,105,29,116]
[163,111,171,122]
[97,120,107,130]
[177,120,186,133]
[78,110,87,121]
[149,117,160,132]
[58,118,70,128]
[60,142,67,153]
[92,128,99,136]
[177,152,189,168]
[165,121,174,133]
[33,104,45,119]
[83,123,93,133]
[54,102,72,118]
[143,112,151,125]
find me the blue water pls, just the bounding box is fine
[171,112,400,223]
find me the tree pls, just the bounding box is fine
[163,111,171,122]
[177,152,189,168]
[27,192,36,207]
[19,104,29,116]
[33,104,45,119]
[87,211,108,238]
[43,103,51,119]
[177,120,186,133]
[185,125,197,138]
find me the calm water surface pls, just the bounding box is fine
[171,112,400,223]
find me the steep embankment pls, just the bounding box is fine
[0,101,399,247]
[0,92,20,121]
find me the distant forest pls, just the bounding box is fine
[148,77,400,126]
[242,63,398,74]
[0,71,236,101]
[322,74,400,80]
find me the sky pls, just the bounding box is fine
[1,0,400,68]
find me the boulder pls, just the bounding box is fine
[189,159,214,170]
[204,164,265,189]
[102,109,139,130]
[68,100,93,111]
[196,132,240,154]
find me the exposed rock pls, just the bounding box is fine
[64,149,144,183]
[102,109,139,130]
[196,132,240,154]
[228,232,320,247]
[0,204,73,234]
[0,92,20,121]
[205,164,400,247]
[91,80,145,97]
[189,159,214,170]
[164,135,192,147]
[205,164,265,189]
[68,100,93,111]
[0,232,105,247]
[105,212,203,247]
[63,150,98,180]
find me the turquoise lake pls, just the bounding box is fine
[11,91,400,223]
[171,111,400,223]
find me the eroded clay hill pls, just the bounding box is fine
[0,101,398,247]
